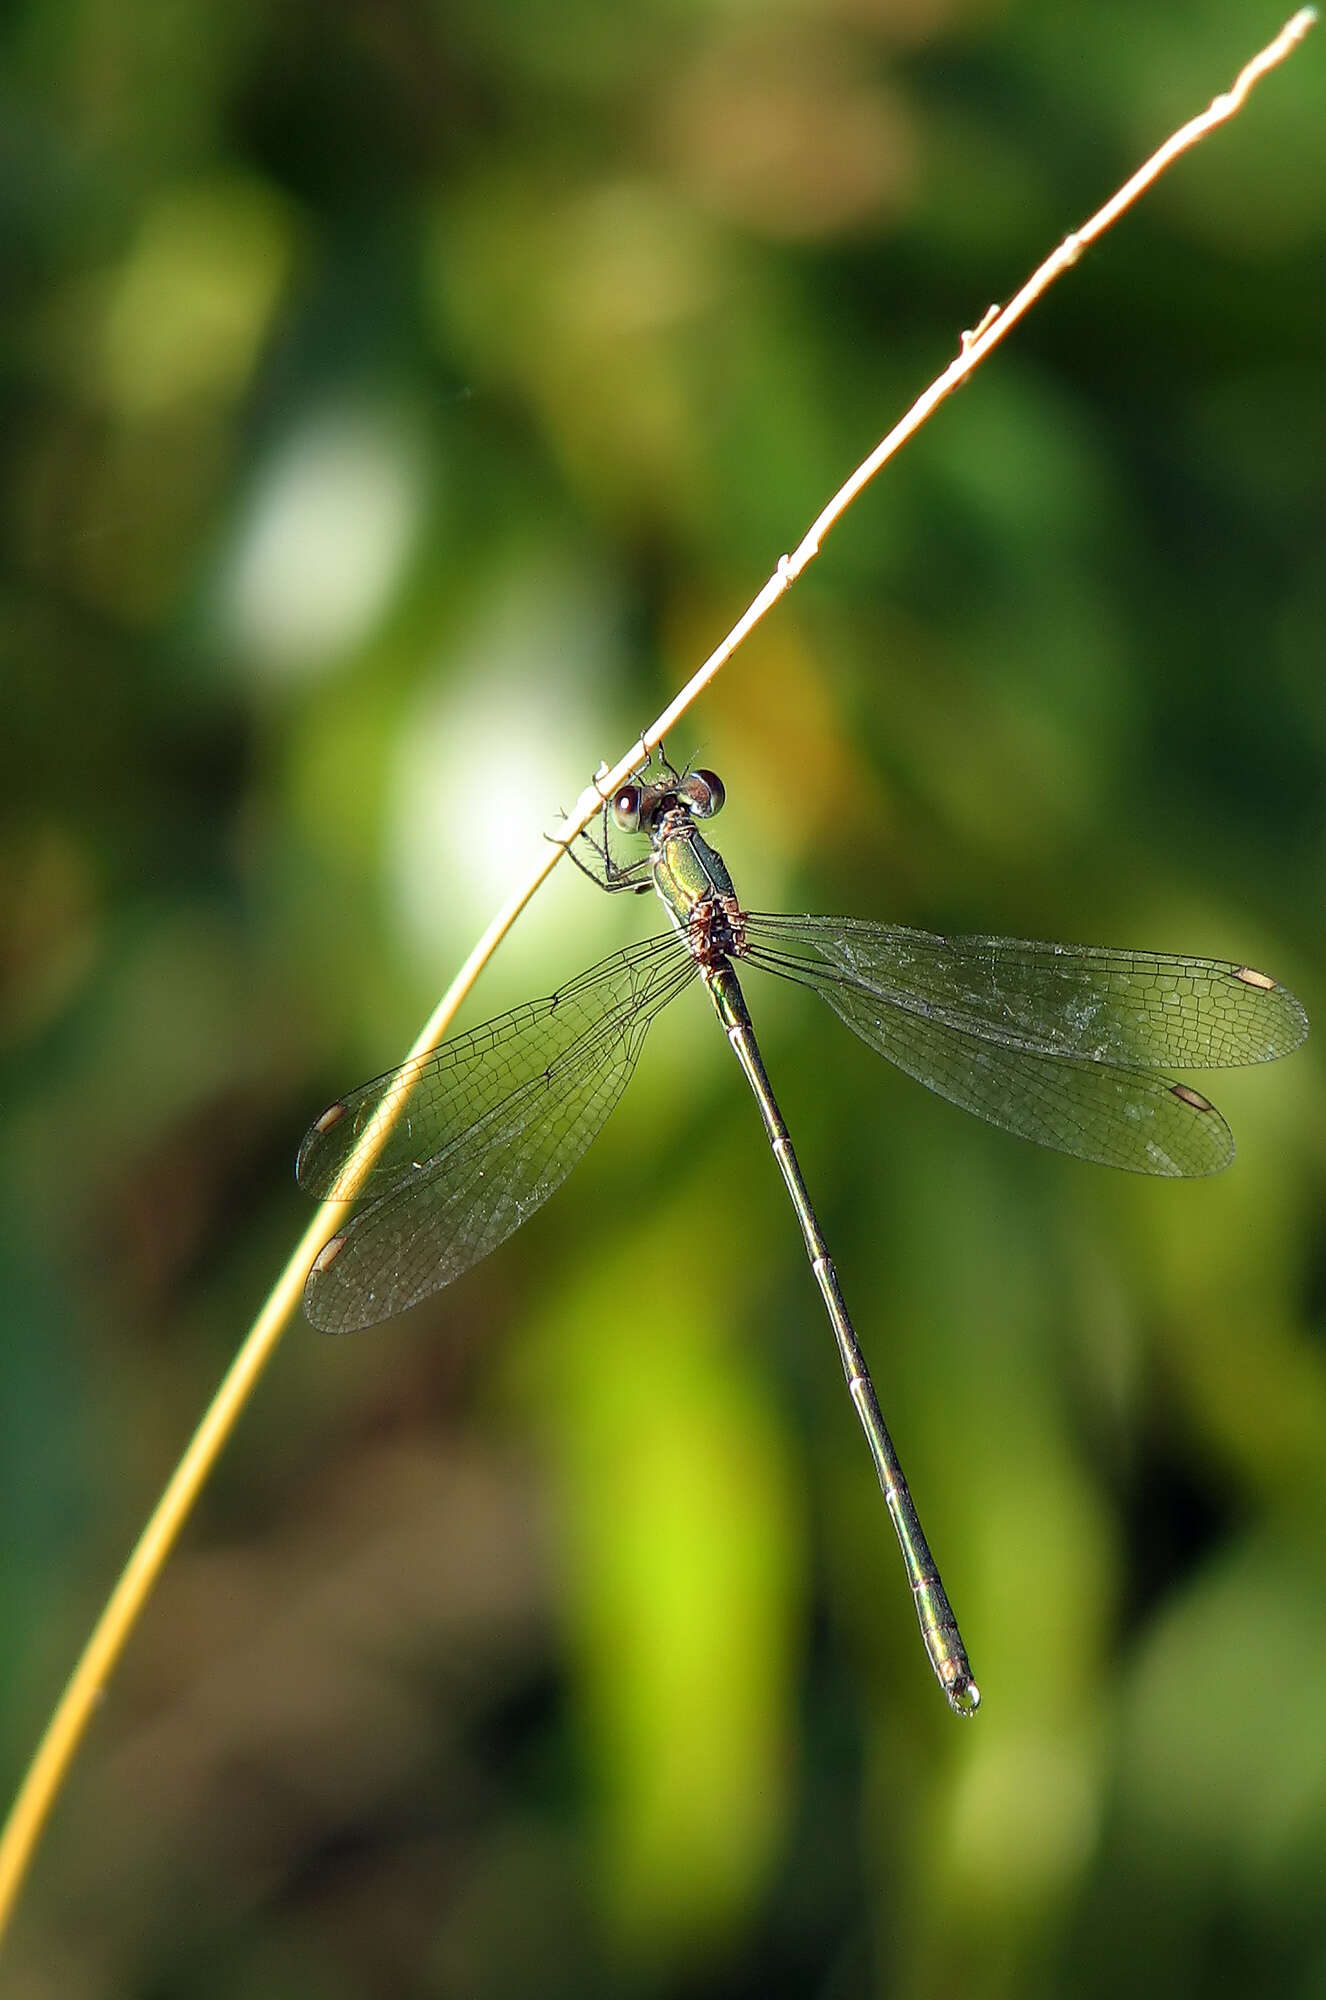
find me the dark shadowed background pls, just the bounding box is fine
[3,2,1325,1995]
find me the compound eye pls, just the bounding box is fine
[612,784,643,832]
[682,770,725,819]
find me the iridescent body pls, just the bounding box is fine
[298,756,1308,1713]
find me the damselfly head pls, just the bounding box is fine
[612,766,725,832]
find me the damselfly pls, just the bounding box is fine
[299,756,1307,1712]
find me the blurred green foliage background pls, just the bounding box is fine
[3,0,1325,1994]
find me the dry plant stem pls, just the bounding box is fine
[0,5,1314,1949]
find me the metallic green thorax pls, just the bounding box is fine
[650,807,740,942]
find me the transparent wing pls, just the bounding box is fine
[298,934,687,1202]
[299,935,694,1332]
[788,971,1233,1174]
[741,917,1308,1177]
[743,916,1307,1066]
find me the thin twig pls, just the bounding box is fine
[0,6,1314,1949]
